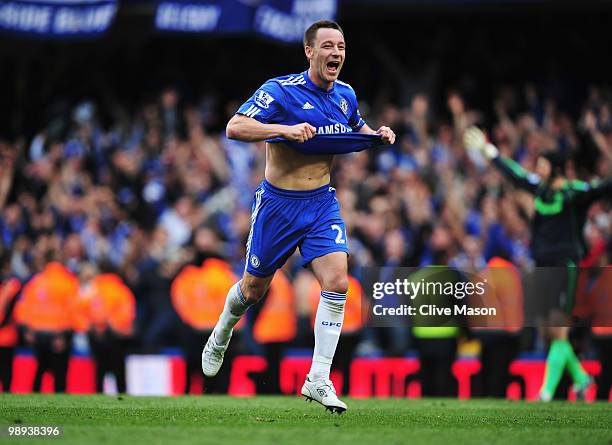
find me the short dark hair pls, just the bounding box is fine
[540,150,567,178]
[303,20,344,47]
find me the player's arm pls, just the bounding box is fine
[358,123,375,134]
[587,177,612,201]
[226,115,316,143]
[228,80,316,143]
[572,177,612,206]
[464,126,540,194]
[492,157,541,194]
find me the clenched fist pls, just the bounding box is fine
[376,126,396,145]
[282,123,317,143]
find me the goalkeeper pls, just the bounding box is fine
[464,126,612,401]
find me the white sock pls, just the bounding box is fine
[212,281,252,345]
[309,291,346,381]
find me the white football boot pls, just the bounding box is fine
[301,376,347,414]
[201,332,231,377]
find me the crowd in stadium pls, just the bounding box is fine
[0,79,611,398]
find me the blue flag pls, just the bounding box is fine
[154,0,337,43]
[254,0,337,43]
[0,0,118,38]
[155,0,253,34]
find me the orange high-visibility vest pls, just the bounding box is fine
[15,262,79,332]
[470,257,523,333]
[171,258,237,330]
[575,266,612,336]
[253,270,296,344]
[0,277,21,347]
[308,275,365,334]
[78,274,136,335]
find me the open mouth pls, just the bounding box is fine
[326,61,340,74]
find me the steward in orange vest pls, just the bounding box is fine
[171,259,236,331]
[171,257,237,394]
[78,262,136,393]
[15,260,79,393]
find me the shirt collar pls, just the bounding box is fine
[303,70,335,94]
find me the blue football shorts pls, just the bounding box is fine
[244,180,349,277]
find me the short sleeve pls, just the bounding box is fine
[236,80,286,124]
[348,89,365,131]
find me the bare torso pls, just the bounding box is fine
[265,142,334,190]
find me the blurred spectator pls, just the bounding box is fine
[77,261,136,394]
[159,196,195,251]
[171,247,236,394]
[136,228,187,350]
[14,257,80,393]
[411,266,462,397]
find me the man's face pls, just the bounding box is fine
[306,28,345,85]
[536,156,552,181]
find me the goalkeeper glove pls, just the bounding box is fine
[463,126,499,160]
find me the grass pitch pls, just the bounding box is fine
[1,395,611,445]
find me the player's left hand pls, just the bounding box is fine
[377,126,396,145]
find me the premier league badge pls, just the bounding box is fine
[255,90,275,109]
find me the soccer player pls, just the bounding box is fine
[464,126,611,401]
[201,20,395,413]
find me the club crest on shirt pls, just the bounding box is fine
[250,254,260,268]
[255,90,275,109]
[340,98,349,116]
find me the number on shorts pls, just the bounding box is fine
[331,224,345,244]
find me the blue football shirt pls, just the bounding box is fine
[236,71,383,154]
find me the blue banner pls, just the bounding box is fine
[154,0,337,43]
[254,0,336,43]
[0,0,117,38]
[155,0,253,34]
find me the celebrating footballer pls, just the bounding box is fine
[202,20,395,414]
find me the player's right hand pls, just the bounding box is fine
[463,126,499,160]
[283,123,317,143]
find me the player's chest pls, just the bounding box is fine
[285,90,351,128]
